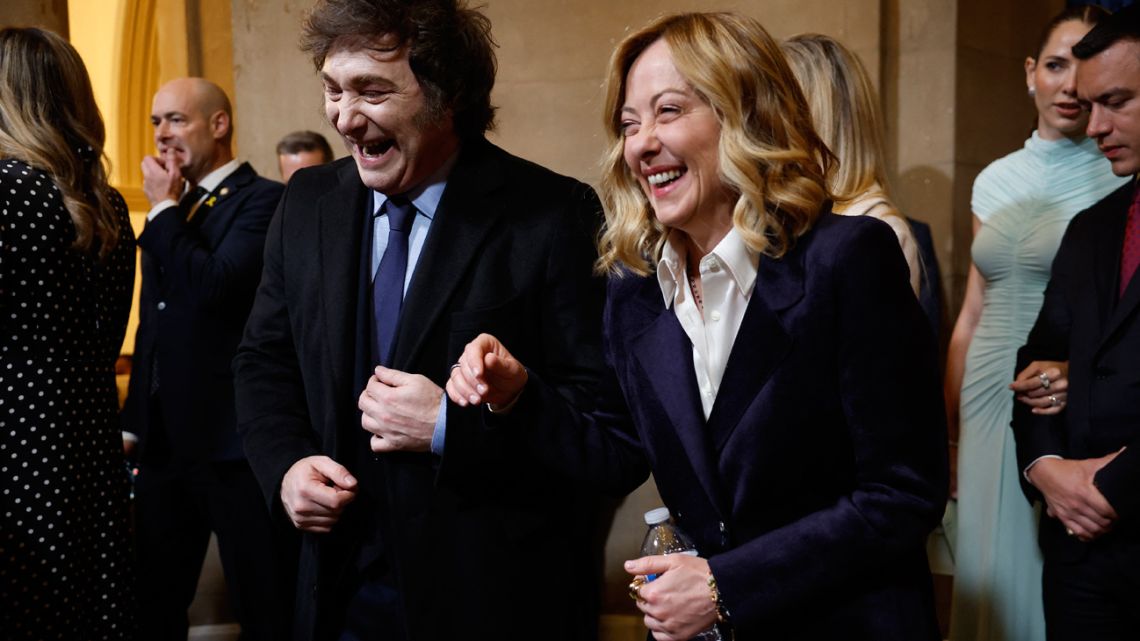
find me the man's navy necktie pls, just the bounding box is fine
[373,196,415,366]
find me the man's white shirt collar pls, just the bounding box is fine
[194,159,242,194]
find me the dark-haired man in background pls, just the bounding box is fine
[1013,5,1140,638]
[277,129,335,181]
[233,1,646,639]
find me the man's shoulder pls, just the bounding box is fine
[221,162,284,197]
[461,138,593,197]
[246,173,285,198]
[286,157,358,193]
[1066,180,1134,238]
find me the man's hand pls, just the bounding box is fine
[358,366,442,453]
[1010,360,1069,415]
[446,333,528,408]
[141,149,184,207]
[625,554,719,641]
[1027,451,1121,541]
[279,455,358,533]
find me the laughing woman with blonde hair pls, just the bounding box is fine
[447,12,948,640]
[1,27,137,639]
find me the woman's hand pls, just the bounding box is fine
[1010,360,1069,415]
[625,554,719,641]
[446,333,528,409]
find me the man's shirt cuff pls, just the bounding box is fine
[1024,454,1063,483]
[147,199,178,221]
[430,394,447,456]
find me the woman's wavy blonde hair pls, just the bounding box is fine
[0,27,120,259]
[597,12,834,276]
[781,34,899,220]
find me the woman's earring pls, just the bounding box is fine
[1028,86,1037,97]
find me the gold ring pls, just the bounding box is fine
[628,576,646,602]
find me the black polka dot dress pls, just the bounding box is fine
[1,158,138,639]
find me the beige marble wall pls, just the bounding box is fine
[883,0,957,303]
[229,0,329,179]
[884,0,1062,333]
[2,0,68,34]
[482,0,880,183]
[230,0,879,183]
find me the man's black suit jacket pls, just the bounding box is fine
[234,139,648,641]
[123,162,283,462]
[1014,180,1140,560]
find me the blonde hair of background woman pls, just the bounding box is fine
[781,33,901,221]
[597,12,834,276]
[0,27,121,258]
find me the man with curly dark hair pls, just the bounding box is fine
[234,2,644,639]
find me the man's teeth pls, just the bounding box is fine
[360,143,389,158]
[647,170,683,186]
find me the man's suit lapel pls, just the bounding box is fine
[391,141,507,369]
[319,161,371,397]
[196,162,257,240]
[629,281,724,517]
[706,249,803,451]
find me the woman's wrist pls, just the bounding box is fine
[707,572,731,625]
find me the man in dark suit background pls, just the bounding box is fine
[1012,7,1140,639]
[233,2,646,640]
[122,77,295,640]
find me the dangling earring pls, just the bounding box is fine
[1028,86,1037,97]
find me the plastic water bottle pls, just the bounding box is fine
[638,507,723,641]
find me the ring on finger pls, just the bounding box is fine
[450,363,462,372]
[1066,527,1075,537]
[628,576,646,603]
[1049,395,1060,407]
[1039,371,1051,390]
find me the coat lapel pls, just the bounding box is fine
[195,162,257,239]
[391,140,508,369]
[319,161,370,396]
[706,248,804,451]
[629,281,724,517]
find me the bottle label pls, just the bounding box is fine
[645,549,698,582]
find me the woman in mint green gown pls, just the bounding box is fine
[946,7,1125,641]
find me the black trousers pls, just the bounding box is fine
[134,452,298,640]
[1043,538,1140,641]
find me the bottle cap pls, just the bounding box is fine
[644,507,671,525]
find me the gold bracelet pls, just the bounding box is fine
[707,573,730,624]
